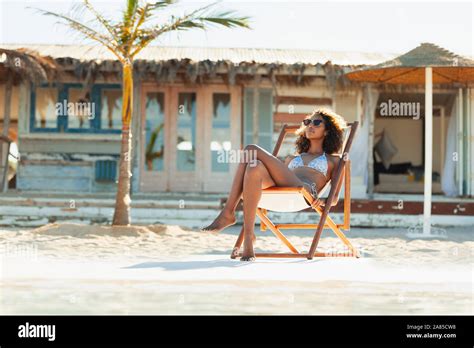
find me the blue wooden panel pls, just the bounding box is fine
[17,177,91,192]
[95,160,117,182]
[20,164,92,178]
[17,162,92,192]
[92,181,117,193]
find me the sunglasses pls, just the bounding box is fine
[303,119,324,127]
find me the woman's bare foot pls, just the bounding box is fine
[240,255,256,261]
[200,210,236,233]
[240,236,256,261]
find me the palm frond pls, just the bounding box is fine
[133,1,175,30]
[129,2,156,48]
[147,0,176,12]
[119,0,140,52]
[31,7,123,61]
[123,0,139,26]
[195,10,251,29]
[130,1,249,57]
[84,0,120,44]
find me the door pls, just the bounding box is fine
[140,86,170,192]
[168,87,204,192]
[139,84,240,193]
[202,85,241,192]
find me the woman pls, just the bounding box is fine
[201,108,347,261]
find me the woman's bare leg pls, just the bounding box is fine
[200,160,247,232]
[201,144,304,233]
[200,146,260,232]
[243,144,305,186]
[241,160,277,261]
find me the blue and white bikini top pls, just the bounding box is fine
[288,152,329,177]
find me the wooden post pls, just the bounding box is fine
[440,106,445,184]
[423,67,433,236]
[1,75,13,192]
[457,88,463,195]
[466,88,472,196]
[366,85,375,198]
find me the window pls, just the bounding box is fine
[176,92,196,171]
[32,87,58,130]
[67,87,94,130]
[100,89,122,131]
[211,93,231,172]
[144,92,165,171]
[30,83,122,133]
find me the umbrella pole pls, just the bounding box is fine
[423,67,433,235]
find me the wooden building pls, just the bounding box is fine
[1,44,473,206]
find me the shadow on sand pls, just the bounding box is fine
[123,257,326,271]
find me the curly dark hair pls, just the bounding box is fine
[295,108,347,155]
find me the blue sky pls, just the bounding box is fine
[0,0,472,56]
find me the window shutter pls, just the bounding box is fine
[243,88,254,147]
[243,88,274,152]
[258,89,273,152]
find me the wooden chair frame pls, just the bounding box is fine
[230,121,360,260]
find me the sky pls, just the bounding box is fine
[0,0,472,56]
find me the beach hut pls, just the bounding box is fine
[0,43,473,228]
[0,47,57,192]
[346,43,474,235]
[1,44,387,194]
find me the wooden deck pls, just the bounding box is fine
[224,196,474,216]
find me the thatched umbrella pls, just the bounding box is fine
[0,47,58,192]
[346,42,474,237]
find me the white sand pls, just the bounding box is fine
[0,222,472,314]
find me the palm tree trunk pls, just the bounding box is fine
[112,61,133,226]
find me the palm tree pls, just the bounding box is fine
[35,0,250,226]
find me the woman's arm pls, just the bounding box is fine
[311,156,344,209]
[329,156,344,206]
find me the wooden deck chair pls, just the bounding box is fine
[230,121,360,260]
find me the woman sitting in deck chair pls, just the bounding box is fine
[201,108,347,261]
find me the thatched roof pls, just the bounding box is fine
[0,47,59,84]
[368,43,474,68]
[346,43,474,84]
[0,44,396,65]
[1,44,396,87]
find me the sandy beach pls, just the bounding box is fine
[0,222,472,314]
